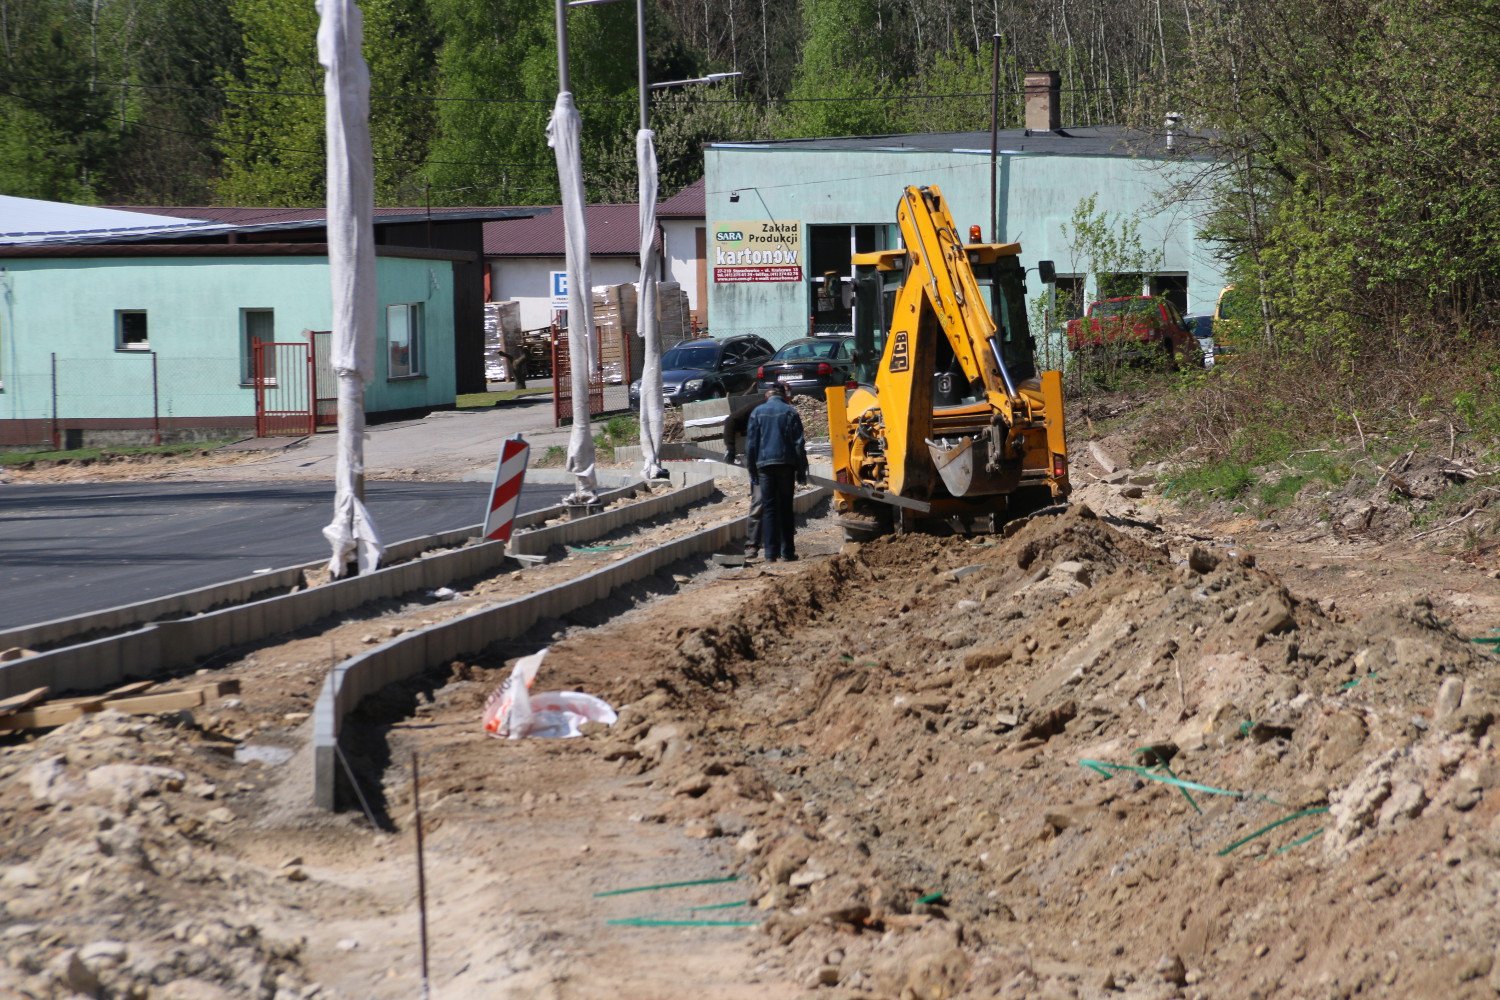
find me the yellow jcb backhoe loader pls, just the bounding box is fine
[818,185,1069,539]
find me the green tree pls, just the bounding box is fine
[0,0,121,200]
[425,0,639,206]
[773,0,897,139]
[215,0,435,205]
[1059,193,1164,300]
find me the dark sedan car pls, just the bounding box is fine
[628,334,775,407]
[753,335,856,397]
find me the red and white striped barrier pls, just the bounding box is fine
[483,435,531,542]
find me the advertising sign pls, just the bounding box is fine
[712,221,802,282]
[549,271,569,309]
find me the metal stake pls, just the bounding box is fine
[413,752,432,999]
[989,34,1002,243]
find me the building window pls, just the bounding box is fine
[116,310,149,350]
[387,303,423,378]
[1099,272,1146,299]
[808,224,883,333]
[1053,275,1086,321]
[1149,274,1190,317]
[241,309,276,383]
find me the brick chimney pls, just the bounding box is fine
[1024,70,1061,132]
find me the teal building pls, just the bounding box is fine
[0,199,520,448]
[703,89,1223,357]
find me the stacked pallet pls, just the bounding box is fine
[593,283,640,384]
[483,301,524,381]
[0,678,241,731]
[657,281,692,345]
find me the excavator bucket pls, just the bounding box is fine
[926,436,1020,498]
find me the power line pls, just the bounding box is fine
[3,72,1134,107]
[0,87,631,173]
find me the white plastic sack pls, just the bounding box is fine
[481,648,616,739]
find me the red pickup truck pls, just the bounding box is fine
[1064,295,1200,368]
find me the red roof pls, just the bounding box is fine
[106,205,507,225]
[482,203,661,257]
[111,202,679,257]
[657,178,704,218]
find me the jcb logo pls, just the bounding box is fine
[715,231,743,242]
[889,330,909,372]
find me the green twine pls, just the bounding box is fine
[1274,826,1327,854]
[567,543,634,553]
[607,917,760,927]
[1080,758,1325,856]
[593,875,739,898]
[608,900,754,926]
[1081,759,1285,807]
[915,892,944,905]
[1341,671,1379,689]
[1217,808,1330,856]
[1133,745,1201,814]
[599,883,759,928]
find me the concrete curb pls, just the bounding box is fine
[312,484,830,810]
[0,479,643,661]
[509,477,715,556]
[0,476,720,700]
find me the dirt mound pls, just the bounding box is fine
[0,712,330,999]
[539,506,1499,998]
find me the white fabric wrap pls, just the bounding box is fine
[635,128,665,479]
[547,91,598,501]
[317,0,383,577]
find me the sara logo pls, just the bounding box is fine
[715,231,744,243]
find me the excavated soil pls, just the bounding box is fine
[4,461,1500,999]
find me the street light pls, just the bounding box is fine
[555,0,738,480]
[650,72,742,90]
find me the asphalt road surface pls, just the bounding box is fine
[0,480,571,631]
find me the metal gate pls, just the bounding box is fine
[551,324,605,427]
[252,339,316,437]
[310,330,337,427]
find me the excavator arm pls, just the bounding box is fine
[829,184,1068,537]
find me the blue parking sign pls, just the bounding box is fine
[550,271,569,308]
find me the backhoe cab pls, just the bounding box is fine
[825,184,1069,539]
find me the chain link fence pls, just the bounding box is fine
[4,354,250,448]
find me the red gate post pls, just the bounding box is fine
[304,336,316,436]
[252,338,266,438]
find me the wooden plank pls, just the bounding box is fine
[103,680,159,700]
[47,694,116,710]
[0,702,98,730]
[0,679,240,731]
[0,686,50,718]
[104,689,206,715]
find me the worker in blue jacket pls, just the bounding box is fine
[744,383,808,562]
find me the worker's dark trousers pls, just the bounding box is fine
[746,480,764,551]
[758,465,797,559]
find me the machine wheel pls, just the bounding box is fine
[1006,485,1055,521]
[836,502,893,543]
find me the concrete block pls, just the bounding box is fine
[313,742,337,811]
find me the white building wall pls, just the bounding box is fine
[660,218,703,316]
[488,256,642,330]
